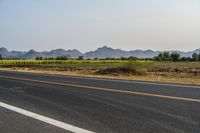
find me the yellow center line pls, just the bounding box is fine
[0,75,200,103]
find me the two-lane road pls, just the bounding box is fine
[0,70,200,133]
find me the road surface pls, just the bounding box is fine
[0,70,200,133]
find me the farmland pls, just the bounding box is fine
[0,60,126,68]
[0,59,200,71]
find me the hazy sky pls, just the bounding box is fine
[0,0,200,52]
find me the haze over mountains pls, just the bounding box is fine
[0,46,200,59]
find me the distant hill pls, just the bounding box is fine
[84,46,126,59]
[23,49,46,59]
[0,48,83,59]
[0,47,11,57]
[180,49,200,57]
[84,46,159,59]
[84,46,200,59]
[10,51,27,58]
[46,49,82,58]
[0,46,199,59]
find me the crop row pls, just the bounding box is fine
[0,60,127,67]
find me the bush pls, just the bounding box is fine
[122,61,147,75]
[96,61,147,75]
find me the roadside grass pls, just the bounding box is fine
[0,60,200,85]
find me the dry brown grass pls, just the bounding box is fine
[1,67,200,85]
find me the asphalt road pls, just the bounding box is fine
[0,70,200,133]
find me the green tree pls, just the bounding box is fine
[78,56,84,60]
[154,53,163,61]
[199,54,200,61]
[0,54,3,60]
[192,53,199,61]
[181,57,191,62]
[170,52,181,61]
[56,56,68,60]
[35,56,43,60]
[154,52,171,61]
[128,56,137,60]
[163,52,171,61]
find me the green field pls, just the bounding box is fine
[0,59,199,67]
[0,60,127,68]
[0,60,199,74]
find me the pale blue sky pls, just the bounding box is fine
[0,0,200,52]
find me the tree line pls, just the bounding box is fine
[34,52,200,61]
[35,56,84,60]
[153,52,200,61]
[0,52,200,61]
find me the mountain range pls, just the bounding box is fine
[0,46,200,59]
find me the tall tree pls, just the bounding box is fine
[199,53,200,61]
[192,53,199,61]
[170,52,181,61]
[78,56,84,60]
[163,52,171,61]
[0,54,3,60]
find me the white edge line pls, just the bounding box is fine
[0,102,94,133]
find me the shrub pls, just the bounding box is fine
[96,61,147,75]
[121,61,147,75]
